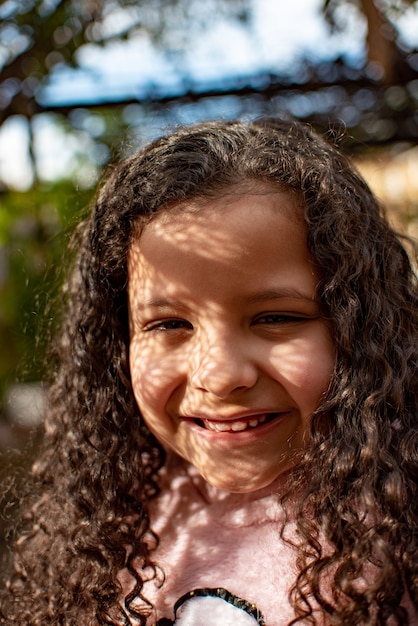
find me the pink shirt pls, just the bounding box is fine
[121,456,416,626]
[126,456,311,625]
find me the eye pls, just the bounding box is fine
[145,318,193,332]
[253,313,309,325]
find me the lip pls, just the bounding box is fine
[181,410,293,442]
[182,409,290,422]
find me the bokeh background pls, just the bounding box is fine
[1,0,418,577]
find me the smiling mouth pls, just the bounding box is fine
[194,413,282,433]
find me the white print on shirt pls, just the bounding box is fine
[155,587,266,626]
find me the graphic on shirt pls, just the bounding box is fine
[155,587,266,625]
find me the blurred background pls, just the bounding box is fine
[0,0,418,575]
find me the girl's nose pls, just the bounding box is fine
[189,334,258,398]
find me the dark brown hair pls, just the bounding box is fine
[1,119,417,625]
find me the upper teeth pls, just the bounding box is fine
[202,415,267,432]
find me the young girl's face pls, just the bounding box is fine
[128,186,334,493]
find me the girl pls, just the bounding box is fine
[1,119,416,626]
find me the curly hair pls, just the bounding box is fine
[1,119,416,625]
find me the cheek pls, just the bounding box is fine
[268,332,334,407]
[129,340,179,411]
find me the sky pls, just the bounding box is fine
[40,0,365,107]
[1,0,418,189]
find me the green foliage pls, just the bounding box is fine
[0,180,93,405]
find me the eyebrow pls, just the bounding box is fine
[247,289,318,303]
[135,298,186,311]
[136,290,317,310]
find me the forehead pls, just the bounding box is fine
[131,182,303,245]
[127,187,314,303]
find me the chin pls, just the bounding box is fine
[200,468,284,494]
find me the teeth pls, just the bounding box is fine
[211,422,231,432]
[231,421,247,432]
[202,414,269,433]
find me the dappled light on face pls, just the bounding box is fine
[128,189,334,493]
